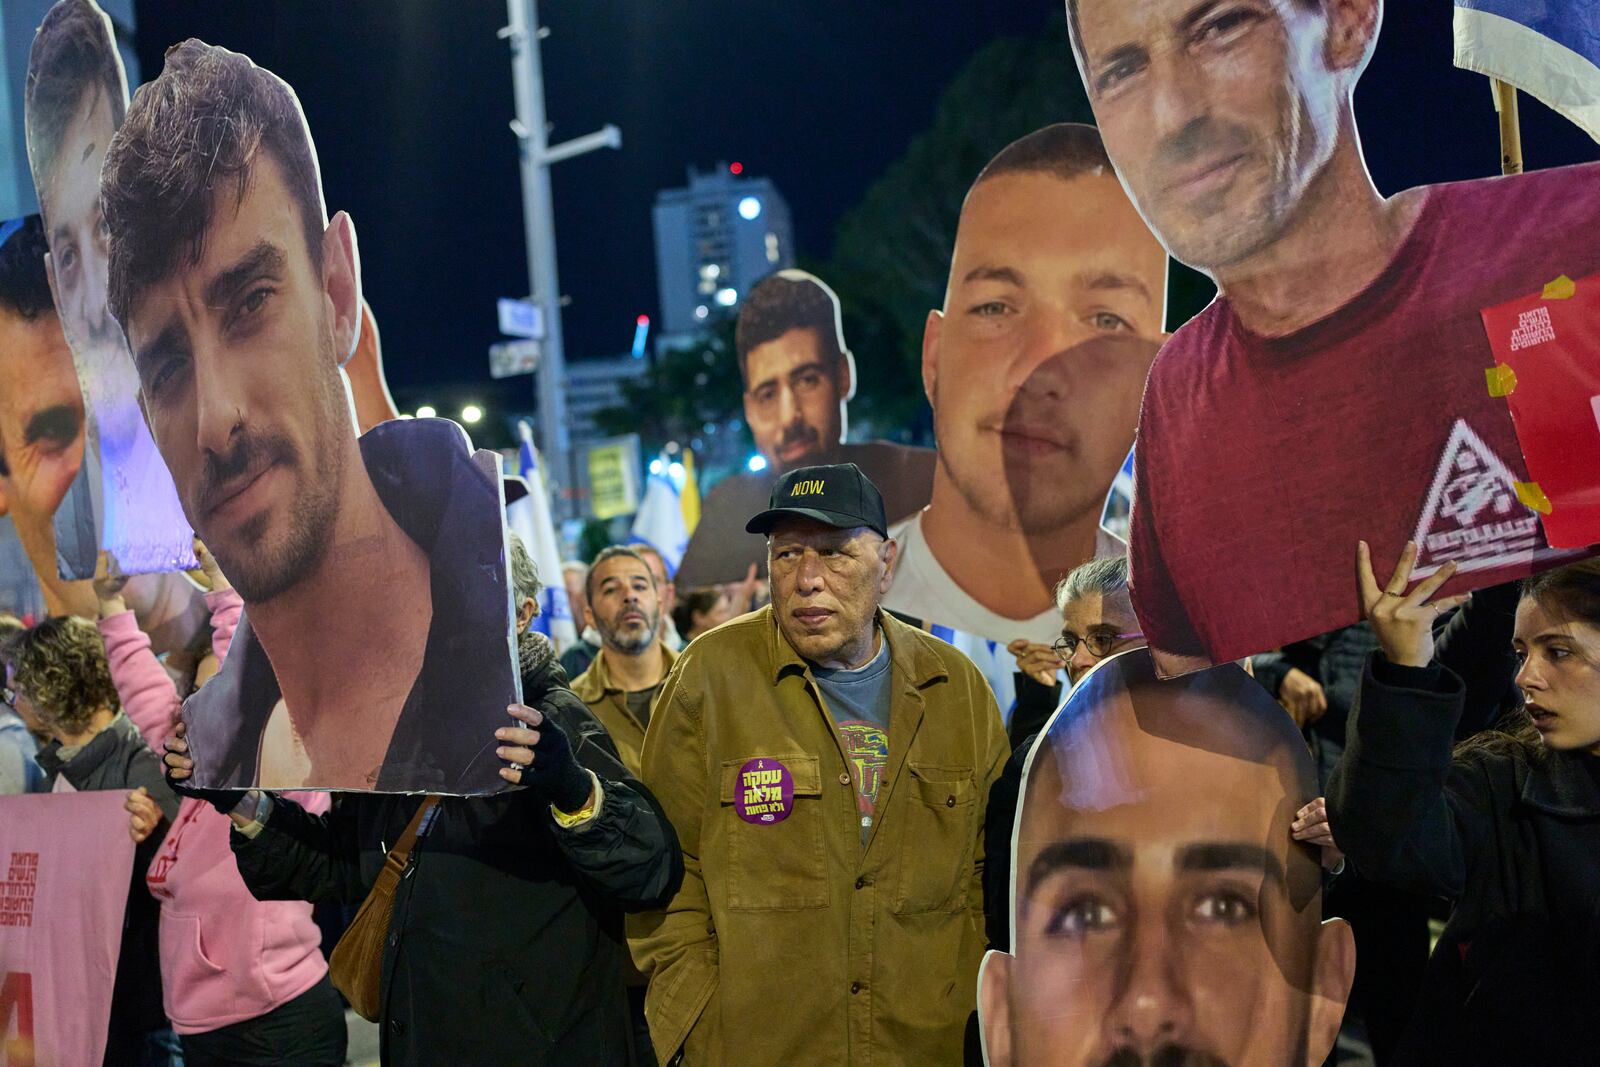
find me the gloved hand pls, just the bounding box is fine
[162,720,250,814]
[495,701,593,813]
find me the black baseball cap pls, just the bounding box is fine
[745,463,888,538]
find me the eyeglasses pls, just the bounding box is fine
[1051,630,1144,661]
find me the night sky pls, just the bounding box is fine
[131,1,1598,436]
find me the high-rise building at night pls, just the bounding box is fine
[652,162,793,346]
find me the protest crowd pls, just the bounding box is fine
[4,1,1600,1066]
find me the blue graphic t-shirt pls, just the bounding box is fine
[812,634,892,845]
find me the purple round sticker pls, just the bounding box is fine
[735,758,794,824]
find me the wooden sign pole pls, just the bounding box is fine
[1492,78,1524,175]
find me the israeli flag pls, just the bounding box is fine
[630,461,688,575]
[509,423,579,652]
[1455,1,1600,143]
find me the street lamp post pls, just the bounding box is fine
[501,0,620,520]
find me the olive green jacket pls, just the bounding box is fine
[570,644,678,776]
[628,606,1007,1065]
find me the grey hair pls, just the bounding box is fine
[507,531,542,606]
[1054,555,1129,613]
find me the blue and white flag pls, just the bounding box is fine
[508,423,579,652]
[630,460,689,575]
[1455,1,1600,143]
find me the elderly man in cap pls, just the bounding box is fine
[629,462,1008,1066]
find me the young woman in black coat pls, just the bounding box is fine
[1315,542,1600,1065]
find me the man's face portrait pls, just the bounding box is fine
[586,553,662,655]
[980,652,1352,1066]
[768,519,896,665]
[40,85,122,380]
[1071,0,1371,272]
[124,154,353,605]
[923,172,1166,536]
[743,326,850,472]
[0,301,85,544]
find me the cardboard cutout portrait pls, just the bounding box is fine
[1068,0,1600,676]
[674,270,936,586]
[101,40,519,793]
[0,216,212,655]
[25,0,196,578]
[978,647,1354,1066]
[883,124,1168,646]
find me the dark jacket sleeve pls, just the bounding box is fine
[1006,676,1060,751]
[543,688,684,911]
[983,739,1031,952]
[229,793,372,905]
[1326,653,1492,899]
[1433,579,1521,740]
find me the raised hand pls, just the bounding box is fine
[125,786,165,844]
[1291,796,1344,871]
[1357,540,1470,669]
[194,537,231,592]
[162,720,247,814]
[1278,667,1328,728]
[495,702,594,813]
[93,550,130,617]
[1007,638,1065,688]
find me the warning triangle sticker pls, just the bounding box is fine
[1411,419,1547,578]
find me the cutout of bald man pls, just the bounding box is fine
[979,647,1354,1067]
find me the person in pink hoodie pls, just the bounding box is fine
[101,542,345,1066]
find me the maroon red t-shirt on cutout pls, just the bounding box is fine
[1130,162,1600,673]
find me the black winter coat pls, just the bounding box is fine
[229,656,683,1066]
[1328,655,1600,1065]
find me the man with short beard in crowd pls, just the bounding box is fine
[571,546,675,776]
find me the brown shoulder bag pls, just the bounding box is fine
[328,796,440,1021]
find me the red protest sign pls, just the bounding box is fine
[1481,273,1600,548]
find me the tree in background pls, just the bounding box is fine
[823,16,1214,441]
[592,315,751,480]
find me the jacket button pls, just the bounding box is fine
[855,876,869,890]
[387,932,398,948]
[945,795,956,808]
[390,1018,406,1035]
[838,772,851,786]
[849,981,862,994]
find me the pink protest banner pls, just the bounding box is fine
[0,791,135,1067]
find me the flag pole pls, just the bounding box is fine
[1491,78,1524,175]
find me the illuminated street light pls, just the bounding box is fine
[416,404,437,419]
[461,404,484,424]
[738,196,762,220]
[747,454,768,473]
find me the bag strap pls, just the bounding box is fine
[387,796,440,866]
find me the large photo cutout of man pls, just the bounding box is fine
[884,124,1167,646]
[103,40,519,792]
[25,0,196,578]
[1067,0,1600,675]
[674,269,935,587]
[978,648,1354,1066]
